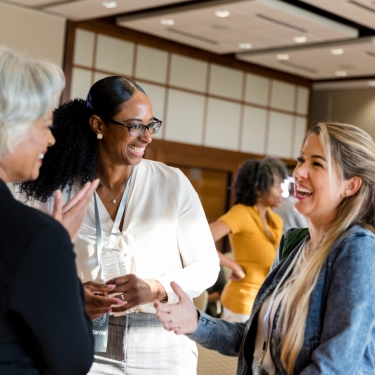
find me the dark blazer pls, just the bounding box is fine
[0,180,94,374]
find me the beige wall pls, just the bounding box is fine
[0,1,66,67]
[71,28,310,160]
[312,89,375,138]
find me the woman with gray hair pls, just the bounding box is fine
[0,45,100,374]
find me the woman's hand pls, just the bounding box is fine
[155,281,199,335]
[217,252,245,281]
[228,261,246,281]
[106,274,167,313]
[52,180,99,242]
[83,281,125,320]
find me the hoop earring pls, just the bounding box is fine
[97,134,103,139]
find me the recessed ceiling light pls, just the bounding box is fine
[214,10,231,18]
[331,48,344,55]
[276,54,290,61]
[160,19,175,26]
[293,36,307,43]
[368,80,375,86]
[101,1,117,8]
[335,70,347,77]
[238,43,252,49]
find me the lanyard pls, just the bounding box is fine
[258,238,306,367]
[94,170,133,280]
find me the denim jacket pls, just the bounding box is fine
[190,225,375,374]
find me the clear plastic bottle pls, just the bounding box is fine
[100,245,133,316]
[100,246,127,282]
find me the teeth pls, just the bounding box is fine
[297,186,312,194]
[39,153,44,159]
[128,145,145,153]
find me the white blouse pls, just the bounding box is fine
[36,159,220,313]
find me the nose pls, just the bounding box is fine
[139,127,152,144]
[48,128,56,147]
[293,163,308,182]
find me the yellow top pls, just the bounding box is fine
[219,204,283,315]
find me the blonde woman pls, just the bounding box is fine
[155,122,375,375]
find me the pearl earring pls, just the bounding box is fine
[97,134,103,139]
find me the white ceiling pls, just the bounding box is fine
[237,36,375,79]
[6,0,196,21]
[6,0,375,83]
[302,0,375,31]
[117,0,357,54]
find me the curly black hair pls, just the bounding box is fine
[19,76,146,202]
[233,157,287,206]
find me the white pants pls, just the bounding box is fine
[89,313,198,375]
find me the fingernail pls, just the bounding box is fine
[107,284,116,290]
[55,190,62,198]
[117,300,125,305]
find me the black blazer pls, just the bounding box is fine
[0,180,94,374]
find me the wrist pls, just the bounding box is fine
[146,279,168,302]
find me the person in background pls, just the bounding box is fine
[19,76,219,375]
[0,45,97,374]
[274,181,309,232]
[155,122,375,375]
[210,157,287,322]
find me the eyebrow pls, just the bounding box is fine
[300,151,327,162]
[119,117,155,123]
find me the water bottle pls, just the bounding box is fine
[100,245,132,316]
[100,246,127,282]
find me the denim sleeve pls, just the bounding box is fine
[188,311,247,357]
[300,233,375,375]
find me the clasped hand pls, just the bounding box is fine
[106,275,167,314]
[84,275,167,320]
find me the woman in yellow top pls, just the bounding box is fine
[210,158,287,322]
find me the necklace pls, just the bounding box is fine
[95,169,133,204]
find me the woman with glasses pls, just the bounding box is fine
[19,76,219,375]
[211,158,287,323]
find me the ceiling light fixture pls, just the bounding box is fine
[214,10,231,18]
[335,70,347,77]
[368,80,375,86]
[238,43,252,49]
[293,36,307,43]
[101,1,117,8]
[160,19,175,26]
[331,48,344,55]
[276,54,290,61]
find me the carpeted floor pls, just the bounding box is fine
[197,345,238,375]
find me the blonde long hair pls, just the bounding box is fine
[279,122,375,374]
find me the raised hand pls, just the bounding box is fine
[154,281,199,335]
[52,180,99,242]
[83,281,125,320]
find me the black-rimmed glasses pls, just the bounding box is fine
[105,117,162,137]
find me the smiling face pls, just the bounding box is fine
[0,111,55,183]
[94,91,154,167]
[293,132,346,229]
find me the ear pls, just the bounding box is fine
[89,115,105,136]
[343,176,362,198]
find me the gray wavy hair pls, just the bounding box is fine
[0,45,65,159]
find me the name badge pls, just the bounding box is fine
[92,313,109,352]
